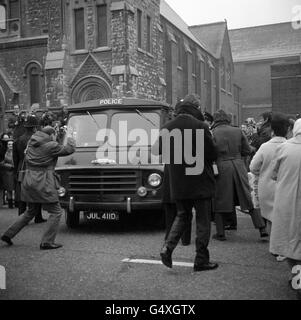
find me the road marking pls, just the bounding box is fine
[122,258,193,267]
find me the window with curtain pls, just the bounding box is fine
[74,8,85,50]
[96,4,107,47]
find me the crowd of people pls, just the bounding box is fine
[0,98,300,299]
[0,108,67,213]
[157,94,300,300]
[0,106,75,250]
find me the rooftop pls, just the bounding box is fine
[229,22,301,62]
[160,0,210,55]
[189,21,227,59]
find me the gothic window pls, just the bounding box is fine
[29,66,41,105]
[71,77,112,104]
[137,9,142,49]
[96,4,107,47]
[24,62,43,106]
[74,7,85,50]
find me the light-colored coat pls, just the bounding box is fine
[269,136,301,260]
[249,137,287,222]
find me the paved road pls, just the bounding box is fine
[0,207,297,300]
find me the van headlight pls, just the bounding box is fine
[148,173,162,187]
[58,187,66,197]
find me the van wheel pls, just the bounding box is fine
[65,209,80,229]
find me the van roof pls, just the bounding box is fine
[67,98,171,112]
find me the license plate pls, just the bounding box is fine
[85,212,120,221]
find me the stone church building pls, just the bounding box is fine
[0,0,237,131]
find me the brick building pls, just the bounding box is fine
[271,63,301,116]
[0,0,237,132]
[229,22,301,123]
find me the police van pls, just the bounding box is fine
[55,98,172,228]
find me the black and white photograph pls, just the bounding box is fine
[0,0,300,306]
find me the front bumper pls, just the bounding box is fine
[60,198,163,213]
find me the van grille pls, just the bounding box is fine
[68,169,139,199]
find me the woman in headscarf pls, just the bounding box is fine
[211,110,268,241]
[269,119,301,300]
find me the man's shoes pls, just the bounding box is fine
[259,228,269,238]
[40,243,63,250]
[194,262,219,272]
[1,235,13,246]
[160,246,172,268]
[212,234,227,241]
[224,225,237,231]
[35,218,47,224]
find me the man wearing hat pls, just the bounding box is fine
[1,125,76,250]
[157,94,219,271]
[13,114,46,222]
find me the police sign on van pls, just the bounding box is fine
[100,98,123,105]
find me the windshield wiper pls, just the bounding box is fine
[86,111,101,129]
[135,109,157,127]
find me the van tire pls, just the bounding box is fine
[65,209,80,229]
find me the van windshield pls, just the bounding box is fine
[65,111,160,147]
[66,113,108,147]
[111,112,160,146]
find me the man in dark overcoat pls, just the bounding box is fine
[13,115,46,222]
[158,100,218,271]
[211,110,268,240]
[1,126,75,250]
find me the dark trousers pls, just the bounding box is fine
[215,208,265,236]
[18,200,43,221]
[164,203,192,244]
[165,199,211,265]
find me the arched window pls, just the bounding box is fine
[24,61,43,106]
[71,76,112,104]
[29,66,41,105]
